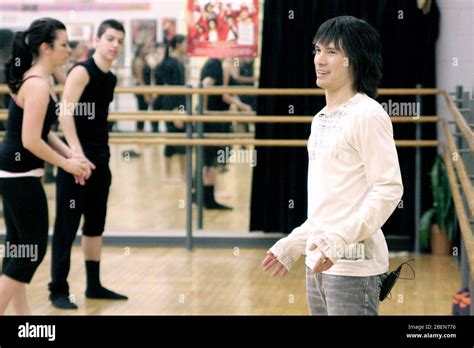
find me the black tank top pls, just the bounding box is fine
[0,76,57,173]
[161,57,186,111]
[200,59,228,111]
[71,57,116,164]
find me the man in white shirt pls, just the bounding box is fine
[262,16,403,315]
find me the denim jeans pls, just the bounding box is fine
[306,267,383,315]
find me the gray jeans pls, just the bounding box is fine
[306,267,383,315]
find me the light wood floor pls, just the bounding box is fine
[3,248,460,315]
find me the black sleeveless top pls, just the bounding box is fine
[71,57,116,165]
[161,57,186,111]
[200,59,228,111]
[200,59,230,133]
[0,76,58,173]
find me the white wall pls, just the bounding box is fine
[0,0,188,81]
[435,0,473,125]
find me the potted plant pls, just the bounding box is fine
[419,154,455,255]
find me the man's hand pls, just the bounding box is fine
[308,243,334,273]
[262,250,288,277]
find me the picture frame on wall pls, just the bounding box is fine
[130,19,157,55]
[65,23,94,61]
[187,0,259,58]
[162,17,176,44]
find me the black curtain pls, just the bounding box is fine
[250,0,439,248]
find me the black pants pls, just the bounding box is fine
[203,122,230,167]
[49,163,112,295]
[135,95,149,131]
[151,97,163,133]
[0,177,48,283]
[164,121,186,157]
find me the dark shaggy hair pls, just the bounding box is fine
[313,16,382,98]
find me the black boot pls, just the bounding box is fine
[85,261,128,300]
[204,185,232,210]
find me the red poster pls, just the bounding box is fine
[187,0,259,58]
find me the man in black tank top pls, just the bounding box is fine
[48,20,127,309]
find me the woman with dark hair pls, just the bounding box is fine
[132,43,150,132]
[161,35,187,182]
[0,18,89,314]
[147,42,166,133]
[263,16,403,316]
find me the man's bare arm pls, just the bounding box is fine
[58,65,90,154]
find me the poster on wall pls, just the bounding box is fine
[162,18,177,44]
[66,23,94,60]
[187,0,259,58]
[131,19,157,55]
[115,20,126,66]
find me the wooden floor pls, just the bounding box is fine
[0,136,463,315]
[0,143,253,232]
[3,248,460,315]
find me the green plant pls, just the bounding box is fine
[419,155,455,250]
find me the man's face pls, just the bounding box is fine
[313,41,352,92]
[96,28,124,62]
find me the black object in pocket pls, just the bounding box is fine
[379,259,414,301]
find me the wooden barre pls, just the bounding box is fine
[443,119,474,218]
[443,147,474,277]
[0,84,440,95]
[442,91,474,152]
[105,138,438,147]
[0,132,253,139]
[109,132,253,139]
[107,115,440,123]
[0,113,440,123]
[0,132,437,146]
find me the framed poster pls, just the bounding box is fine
[131,19,157,53]
[162,17,177,44]
[187,0,259,58]
[115,20,126,66]
[66,23,94,60]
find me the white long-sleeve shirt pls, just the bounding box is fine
[270,93,403,277]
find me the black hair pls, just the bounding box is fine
[313,16,382,98]
[165,35,186,59]
[68,40,79,49]
[5,17,66,93]
[97,19,125,38]
[170,35,186,49]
